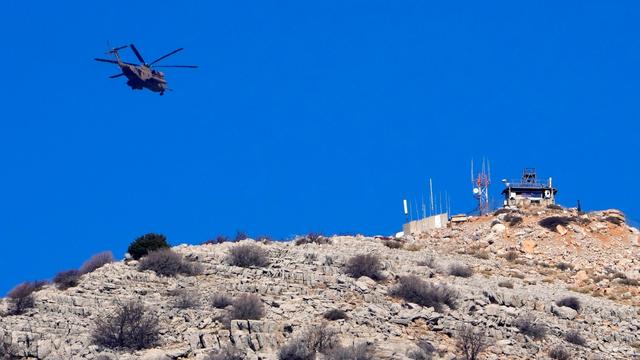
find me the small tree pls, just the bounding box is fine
[230,294,265,320]
[228,243,269,268]
[456,324,488,360]
[6,282,37,315]
[53,270,82,290]
[344,254,384,280]
[92,300,159,350]
[80,251,114,274]
[127,233,169,260]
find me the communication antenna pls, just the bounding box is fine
[429,178,434,216]
[471,158,491,215]
[421,193,426,219]
[408,200,413,221]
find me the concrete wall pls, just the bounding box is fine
[403,213,448,235]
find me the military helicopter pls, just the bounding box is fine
[94,44,197,95]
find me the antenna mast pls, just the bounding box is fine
[471,158,491,215]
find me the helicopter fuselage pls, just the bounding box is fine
[120,64,167,94]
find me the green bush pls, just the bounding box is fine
[128,233,169,260]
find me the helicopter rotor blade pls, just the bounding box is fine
[109,73,125,78]
[129,43,146,64]
[94,58,138,66]
[94,58,119,64]
[148,48,184,66]
[152,65,198,68]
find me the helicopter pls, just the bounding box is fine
[94,44,197,95]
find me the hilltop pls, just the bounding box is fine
[0,207,639,359]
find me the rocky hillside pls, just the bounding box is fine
[1,207,639,360]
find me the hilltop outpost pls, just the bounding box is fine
[502,169,558,208]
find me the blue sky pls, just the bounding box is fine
[1,1,639,294]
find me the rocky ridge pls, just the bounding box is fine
[1,207,639,359]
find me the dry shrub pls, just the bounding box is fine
[278,338,315,360]
[408,340,435,360]
[504,214,523,227]
[556,296,581,312]
[456,324,489,360]
[515,315,547,340]
[417,256,437,268]
[389,275,457,312]
[548,346,571,360]
[383,239,404,249]
[127,233,169,260]
[203,235,230,245]
[555,262,574,271]
[230,294,264,320]
[448,263,473,278]
[79,251,114,274]
[206,345,246,360]
[172,290,200,309]
[504,251,519,262]
[211,294,234,309]
[326,343,373,360]
[323,309,348,321]
[344,254,384,280]
[539,216,572,231]
[605,216,624,225]
[139,249,202,277]
[6,282,38,315]
[619,278,640,286]
[306,323,339,352]
[295,233,331,246]
[564,330,586,346]
[53,270,82,290]
[234,230,249,242]
[92,300,159,350]
[0,342,18,359]
[228,243,269,268]
[472,250,490,260]
[405,243,423,252]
